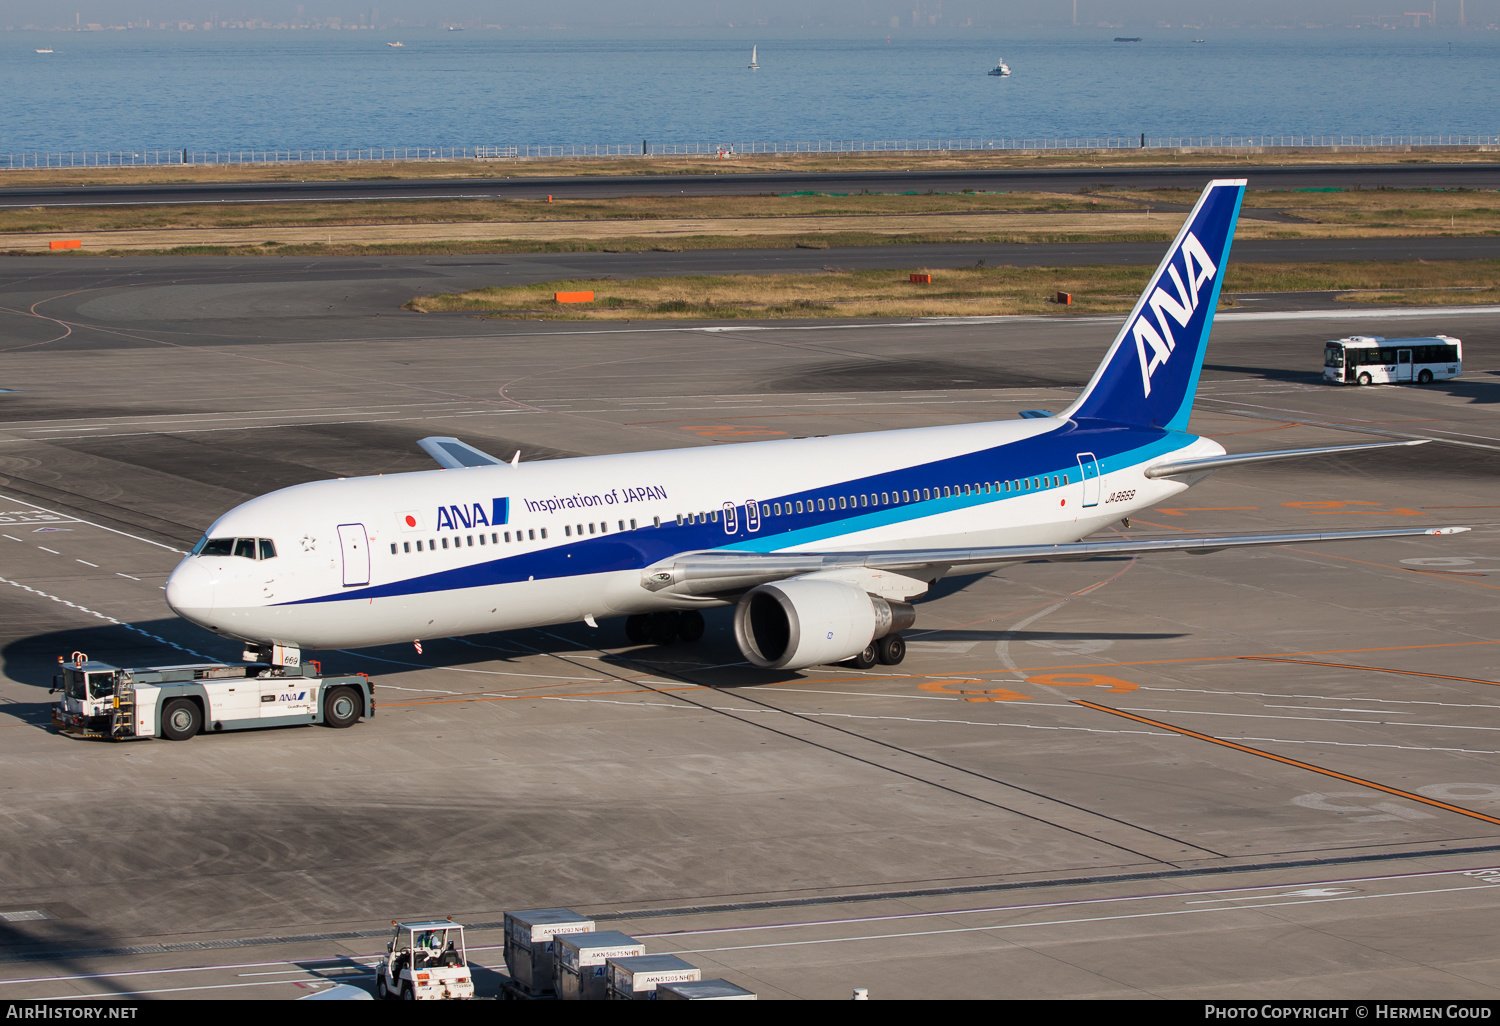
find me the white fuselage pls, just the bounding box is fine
[165,416,1218,650]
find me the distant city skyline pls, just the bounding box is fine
[2,2,1498,32]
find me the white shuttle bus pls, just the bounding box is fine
[1324,335,1462,386]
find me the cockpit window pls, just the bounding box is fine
[197,537,277,560]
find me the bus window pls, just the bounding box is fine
[1324,345,1343,368]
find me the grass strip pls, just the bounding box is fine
[405,260,1500,320]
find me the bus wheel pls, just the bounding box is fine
[1418,369,1433,384]
[323,687,360,728]
[162,699,201,741]
[1357,372,1372,385]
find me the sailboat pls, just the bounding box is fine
[749,45,759,70]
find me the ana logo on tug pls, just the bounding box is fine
[1133,232,1217,398]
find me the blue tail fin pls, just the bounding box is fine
[1064,179,1245,431]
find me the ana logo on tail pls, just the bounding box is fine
[1133,232,1218,398]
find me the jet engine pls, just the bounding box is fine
[733,579,915,670]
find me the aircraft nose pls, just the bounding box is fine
[165,560,216,623]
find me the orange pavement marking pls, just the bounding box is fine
[1156,507,1259,517]
[1074,700,1500,827]
[1240,655,1500,688]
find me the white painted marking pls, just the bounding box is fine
[0,491,185,553]
[75,559,98,567]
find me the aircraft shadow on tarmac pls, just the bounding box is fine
[7,612,1181,702]
[0,918,138,994]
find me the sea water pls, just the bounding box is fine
[1,29,1496,154]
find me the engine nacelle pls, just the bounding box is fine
[733,579,915,670]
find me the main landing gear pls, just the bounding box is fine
[848,634,907,669]
[625,610,705,646]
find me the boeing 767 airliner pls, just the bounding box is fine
[165,179,1463,671]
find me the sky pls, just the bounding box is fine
[2,2,1496,31]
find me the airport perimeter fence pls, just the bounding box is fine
[3,134,1500,169]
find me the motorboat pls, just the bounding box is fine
[987,57,1010,77]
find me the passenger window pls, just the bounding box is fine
[441,537,449,549]
[839,496,848,510]
[565,526,572,536]
[234,538,256,559]
[404,542,411,553]
[631,519,638,529]
[258,539,277,559]
[416,540,423,551]
[390,543,398,555]
[589,523,596,535]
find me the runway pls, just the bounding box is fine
[4,160,1500,209]
[1,258,1498,997]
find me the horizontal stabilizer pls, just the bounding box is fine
[642,525,1467,597]
[417,436,506,469]
[1144,439,1428,479]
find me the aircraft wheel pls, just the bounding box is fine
[647,612,679,645]
[877,634,906,666]
[677,610,705,643]
[849,643,878,669]
[161,698,201,741]
[1357,372,1372,385]
[1418,369,1433,385]
[625,614,650,644]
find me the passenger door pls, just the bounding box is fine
[337,523,370,587]
[1396,349,1413,382]
[1076,453,1101,508]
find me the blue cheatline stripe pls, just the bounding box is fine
[279,423,1199,606]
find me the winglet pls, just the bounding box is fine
[417,436,506,469]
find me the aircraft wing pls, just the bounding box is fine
[642,525,1468,598]
[417,436,507,469]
